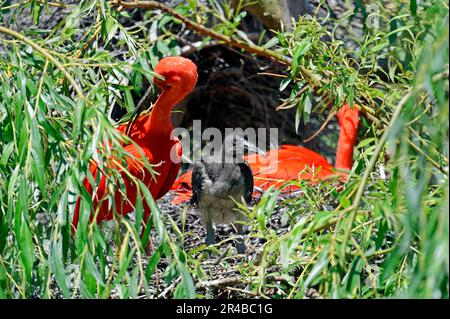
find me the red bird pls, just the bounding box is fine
[72,57,198,233]
[170,103,360,204]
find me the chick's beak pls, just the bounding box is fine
[243,140,267,157]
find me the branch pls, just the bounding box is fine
[110,0,323,86]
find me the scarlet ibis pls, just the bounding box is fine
[72,57,198,235]
[170,103,360,203]
[190,134,264,254]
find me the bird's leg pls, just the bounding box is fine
[235,223,245,254]
[205,216,215,247]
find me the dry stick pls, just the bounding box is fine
[157,276,181,298]
[0,26,84,99]
[258,72,287,79]
[275,84,310,110]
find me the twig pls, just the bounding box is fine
[213,247,229,266]
[196,274,294,289]
[181,40,220,56]
[258,72,287,78]
[0,0,68,10]
[157,276,181,298]
[224,286,260,297]
[302,109,337,143]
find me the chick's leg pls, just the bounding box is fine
[236,223,245,254]
[205,215,215,246]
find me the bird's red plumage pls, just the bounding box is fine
[72,57,198,233]
[170,103,360,204]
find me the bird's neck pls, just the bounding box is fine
[335,105,360,171]
[144,87,186,138]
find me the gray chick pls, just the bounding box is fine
[190,134,263,254]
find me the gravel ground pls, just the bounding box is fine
[137,189,322,299]
[42,184,327,299]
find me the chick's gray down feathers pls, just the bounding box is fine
[190,161,253,224]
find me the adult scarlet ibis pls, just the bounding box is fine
[170,103,360,203]
[190,134,263,254]
[72,56,198,235]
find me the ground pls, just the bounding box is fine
[141,191,320,299]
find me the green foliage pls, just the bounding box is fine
[0,0,448,299]
[0,0,194,298]
[245,0,449,298]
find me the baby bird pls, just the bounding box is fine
[190,134,263,254]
